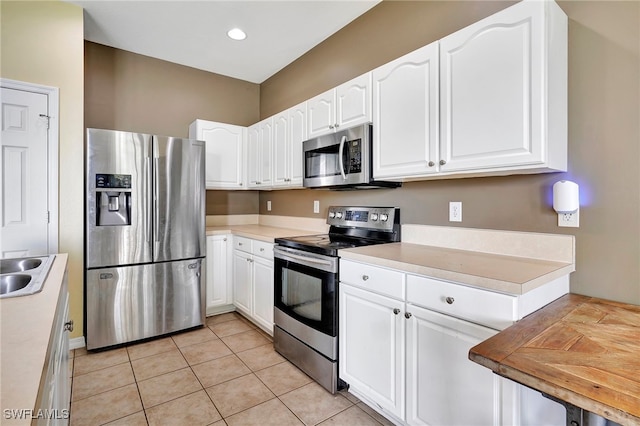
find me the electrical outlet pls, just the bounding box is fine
[558,211,579,227]
[313,200,320,214]
[267,200,272,212]
[449,202,462,222]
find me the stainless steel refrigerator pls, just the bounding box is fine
[85,128,205,350]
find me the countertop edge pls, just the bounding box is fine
[0,253,69,426]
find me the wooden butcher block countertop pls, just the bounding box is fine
[469,294,640,425]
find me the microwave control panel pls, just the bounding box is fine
[346,139,362,173]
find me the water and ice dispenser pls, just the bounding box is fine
[95,174,132,226]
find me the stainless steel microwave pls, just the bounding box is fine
[302,124,400,190]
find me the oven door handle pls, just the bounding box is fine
[338,135,347,180]
[275,249,332,266]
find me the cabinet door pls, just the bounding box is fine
[439,1,547,172]
[206,235,230,311]
[189,120,245,189]
[232,249,253,317]
[288,102,307,187]
[259,118,273,187]
[339,284,405,420]
[272,111,289,188]
[406,304,516,426]
[372,42,440,180]
[336,73,372,130]
[307,89,335,138]
[252,256,274,334]
[246,124,260,187]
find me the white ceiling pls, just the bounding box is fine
[68,0,381,84]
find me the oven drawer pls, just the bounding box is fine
[234,236,252,253]
[340,260,404,300]
[252,240,273,260]
[406,274,517,330]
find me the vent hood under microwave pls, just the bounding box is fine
[302,124,400,190]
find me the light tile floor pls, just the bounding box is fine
[69,312,394,426]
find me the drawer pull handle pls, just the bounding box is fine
[64,320,74,332]
[404,312,412,319]
[362,275,369,281]
[445,296,455,305]
[393,308,400,315]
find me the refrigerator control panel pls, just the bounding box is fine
[96,173,131,189]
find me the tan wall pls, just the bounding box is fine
[84,41,261,215]
[1,1,85,337]
[259,1,640,304]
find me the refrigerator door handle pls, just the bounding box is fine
[154,156,160,243]
[146,157,153,242]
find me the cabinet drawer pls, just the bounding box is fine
[340,260,404,300]
[234,236,252,253]
[406,274,517,330]
[252,240,274,260]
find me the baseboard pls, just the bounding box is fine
[69,336,85,350]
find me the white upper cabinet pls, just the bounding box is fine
[372,0,567,181]
[307,72,372,138]
[439,0,567,174]
[247,118,273,189]
[372,42,440,180]
[272,101,306,189]
[188,119,246,189]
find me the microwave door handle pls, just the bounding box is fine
[338,135,347,180]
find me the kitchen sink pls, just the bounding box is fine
[0,255,56,298]
[0,258,42,274]
[1,274,32,295]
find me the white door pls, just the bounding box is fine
[405,304,514,426]
[336,72,372,130]
[288,102,307,187]
[252,256,274,334]
[272,112,289,188]
[307,89,335,138]
[0,87,50,258]
[339,283,405,420]
[372,42,440,180]
[205,235,229,311]
[232,249,253,316]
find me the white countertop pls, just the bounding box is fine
[340,243,574,295]
[0,253,68,425]
[206,224,317,242]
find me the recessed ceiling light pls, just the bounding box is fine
[227,28,247,41]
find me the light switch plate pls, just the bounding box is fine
[267,200,272,211]
[313,200,320,214]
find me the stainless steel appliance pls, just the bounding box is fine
[273,206,400,393]
[302,124,400,190]
[85,128,205,350]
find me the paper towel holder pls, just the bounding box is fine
[553,180,579,227]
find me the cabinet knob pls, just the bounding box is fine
[260,248,264,252]
[428,161,435,167]
[335,123,340,128]
[223,238,227,242]
[404,312,412,319]
[439,159,447,166]
[329,125,335,129]
[393,308,400,315]
[64,320,74,332]
[239,182,243,186]
[239,242,243,246]
[362,275,369,281]
[445,296,455,305]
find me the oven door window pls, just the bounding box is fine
[275,258,336,336]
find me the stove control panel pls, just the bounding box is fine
[327,206,399,231]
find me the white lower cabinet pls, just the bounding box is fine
[405,304,516,426]
[339,259,566,426]
[38,263,71,425]
[339,283,405,419]
[232,236,274,334]
[206,234,233,315]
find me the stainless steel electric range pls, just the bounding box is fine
[273,206,400,393]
